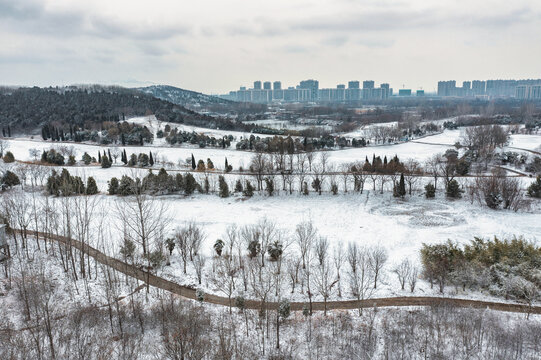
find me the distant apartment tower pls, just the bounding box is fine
[346,81,361,101]
[363,80,375,89]
[273,81,282,90]
[472,80,486,96]
[263,81,272,90]
[516,85,541,100]
[437,80,457,96]
[253,81,262,90]
[299,79,319,101]
[416,90,425,96]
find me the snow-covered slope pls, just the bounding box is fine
[138,85,233,110]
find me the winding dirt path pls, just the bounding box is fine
[19,230,541,315]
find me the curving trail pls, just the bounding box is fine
[18,230,541,315]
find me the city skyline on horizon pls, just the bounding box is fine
[1,0,541,94]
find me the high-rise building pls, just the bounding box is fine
[437,80,457,96]
[253,81,262,90]
[472,80,486,96]
[299,79,319,101]
[348,81,360,89]
[516,85,541,100]
[273,81,281,90]
[337,84,345,89]
[263,81,271,90]
[363,80,375,89]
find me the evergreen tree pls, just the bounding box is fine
[184,173,197,195]
[108,149,112,162]
[7,125,11,137]
[2,128,5,137]
[122,149,128,164]
[243,181,254,197]
[446,179,463,198]
[3,151,15,163]
[98,152,102,163]
[225,157,229,170]
[214,239,225,256]
[108,177,119,195]
[101,153,111,168]
[394,173,406,198]
[86,176,99,195]
[128,153,137,166]
[197,159,206,171]
[425,183,436,198]
[68,155,76,166]
[207,158,214,169]
[218,175,229,198]
[191,153,196,169]
[265,177,274,196]
[149,151,154,166]
[82,152,92,165]
[234,179,243,193]
[1,170,20,189]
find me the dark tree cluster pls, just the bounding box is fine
[164,127,232,148]
[421,236,541,301]
[42,121,153,145]
[236,134,367,153]
[0,86,224,133]
[108,169,199,196]
[41,149,65,165]
[46,169,98,196]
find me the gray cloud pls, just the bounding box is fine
[0,0,190,40]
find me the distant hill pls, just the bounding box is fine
[138,85,268,115]
[0,85,247,134]
[137,85,233,110]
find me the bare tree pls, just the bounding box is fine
[312,258,337,316]
[295,220,317,270]
[347,243,374,315]
[393,259,412,290]
[368,246,388,289]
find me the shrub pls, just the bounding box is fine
[446,179,463,198]
[425,183,436,198]
[3,151,15,163]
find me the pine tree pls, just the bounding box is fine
[86,177,99,195]
[184,173,197,195]
[243,181,254,197]
[225,157,229,170]
[7,125,11,137]
[122,149,128,164]
[149,151,154,166]
[218,176,229,198]
[108,177,119,195]
[108,149,112,162]
[394,173,406,198]
[446,179,462,198]
[425,183,436,198]
[101,153,111,168]
[98,152,102,163]
[191,154,196,170]
[234,179,243,193]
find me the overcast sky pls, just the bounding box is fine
[1,0,540,94]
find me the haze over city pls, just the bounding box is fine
[1,0,540,93]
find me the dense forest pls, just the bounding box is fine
[0,86,251,134]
